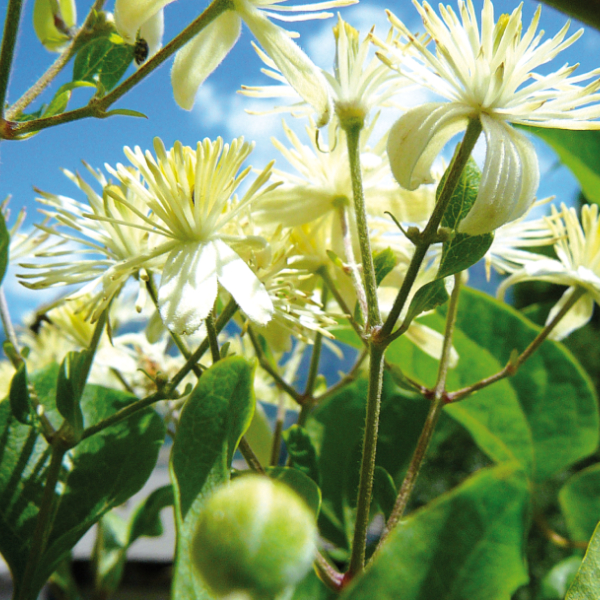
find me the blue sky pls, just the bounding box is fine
[1,0,599,320]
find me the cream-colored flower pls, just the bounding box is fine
[110,137,278,335]
[498,203,600,340]
[380,0,600,235]
[18,164,159,320]
[241,15,412,124]
[113,0,356,125]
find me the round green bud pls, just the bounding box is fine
[191,476,318,600]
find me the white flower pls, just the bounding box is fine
[380,0,600,235]
[110,137,278,335]
[241,15,412,124]
[498,203,600,340]
[113,0,356,125]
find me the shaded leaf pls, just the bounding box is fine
[170,356,255,600]
[56,350,88,439]
[372,466,396,521]
[566,521,600,599]
[559,464,600,542]
[284,425,321,486]
[538,0,600,31]
[540,556,582,600]
[340,464,530,600]
[9,363,33,425]
[266,466,321,516]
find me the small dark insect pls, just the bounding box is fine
[134,38,150,66]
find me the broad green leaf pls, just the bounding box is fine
[56,350,88,439]
[266,467,321,516]
[449,288,599,482]
[0,364,165,599]
[170,356,255,600]
[540,557,582,600]
[559,464,600,542]
[9,363,33,425]
[307,372,430,549]
[566,522,600,599]
[73,37,134,92]
[386,311,535,476]
[284,425,321,486]
[403,278,450,326]
[522,127,600,204]
[128,485,173,543]
[437,157,493,278]
[0,208,8,286]
[291,569,337,600]
[340,464,530,600]
[373,248,397,286]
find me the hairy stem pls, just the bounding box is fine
[0,0,24,115]
[380,119,482,338]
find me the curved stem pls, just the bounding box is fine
[0,0,24,115]
[3,0,232,138]
[379,119,482,338]
[375,272,464,555]
[205,309,221,364]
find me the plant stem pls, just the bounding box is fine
[205,309,221,364]
[447,286,587,402]
[17,443,67,600]
[6,0,107,119]
[347,341,385,577]
[271,394,286,465]
[315,553,344,592]
[247,325,304,405]
[238,437,265,473]
[2,0,232,138]
[342,121,381,329]
[0,287,23,366]
[0,0,24,116]
[379,119,483,339]
[375,272,464,554]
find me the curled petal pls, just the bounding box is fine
[171,11,242,110]
[236,1,332,127]
[405,322,459,368]
[387,102,471,191]
[159,242,218,335]
[547,287,594,340]
[114,0,174,43]
[459,118,539,235]
[213,239,273,325]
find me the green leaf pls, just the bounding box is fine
[540,557,582,600]
[559,464,600,542]
[339,464,530,600]
[42,81,96,118]
[266,467,321,516]
[284,425,321,486]
[0,364,165,599]
[9,363,33,425]
[373,248,397,286]
[449,288,599,482]
[73,37,134,92]
[566,522,600,599]
[291,569,337,600]
[102,108,148,119]
[372,466,397,521]
[539,0,600,35]
[403,278,450,325]
[170,356,256,600]
[56,350,88,440]
[522,127,600,204]
[307,372,430,549]
[128,485,174,543]
[437,157,493,278]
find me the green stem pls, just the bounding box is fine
[342,121,381,329]
[205,309,221,364]
[0,0,23,116]
[2,0,232,138]
[271,395,286,466]
[303,286,328,398]
[347,341,385,577]
[0,287,23,366]
[238,437,265,473]
[6,0,107,119]
[447,285,587,402]
[379,119,482,339]
[18,443,67,600]
[375,272,464,555]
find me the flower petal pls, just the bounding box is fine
[386,102,471,191]
[213,238,273,325]
[139,9,164,57]
[158,242,218,335]
[547,287,594,340]
[458,118,539,235]
[114,0,174,43]
[405,322,459,368]
[171,11,242,110]
[236,1,332,127]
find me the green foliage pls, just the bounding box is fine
[372,466,397,521]
[540,557,582,599]
[340,464,530,600]
[284,424,321,486]
[266,467,322,516]
[73,36,134,93]
[560,464,600,542]
[56,350,88,440]
[539,0,600,36]
[566,522,600,599]
[170,356,256,600]
[0,363,165,600]
[373,248,397,286]
[9,363,34,425]
[523,127,600,204]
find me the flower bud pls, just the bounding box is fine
[191,476,317,600]
[33,0,77,52]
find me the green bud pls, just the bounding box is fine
[191,476,318,600]
[33,0,77,52]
